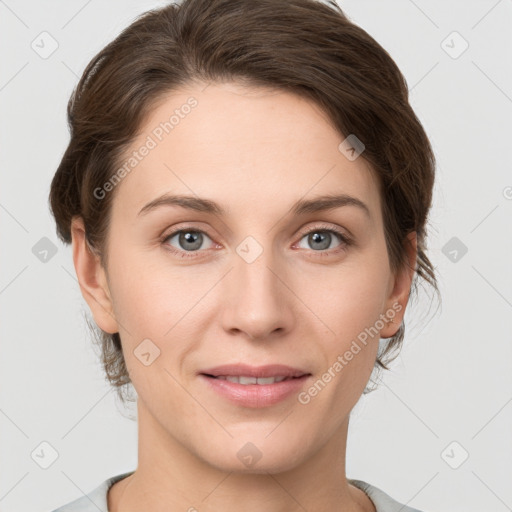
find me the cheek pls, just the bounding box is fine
[103,260,168,389]
[106,248,209,373]
[294,261,388,416]
[301,251,390,338]
[298,252,390,402]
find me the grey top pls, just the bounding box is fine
[50,471,425,512]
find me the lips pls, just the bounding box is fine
[198,364,312,407]
[199,363,310,380]
[215,375,290,385]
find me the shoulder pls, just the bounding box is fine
[48,471,134,512]
[349,478,426,512]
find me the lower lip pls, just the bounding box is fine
[199,374,311,408]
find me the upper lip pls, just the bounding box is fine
[200,364,310,378]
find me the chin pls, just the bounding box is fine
[197,435,310,475]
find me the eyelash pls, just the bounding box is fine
[160,223,352,260]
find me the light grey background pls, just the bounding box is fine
[1,1,511,511]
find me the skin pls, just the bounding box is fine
[71,81,416,512]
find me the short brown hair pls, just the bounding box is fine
[49,0,439,403]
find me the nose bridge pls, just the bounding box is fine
[222,238,291,339]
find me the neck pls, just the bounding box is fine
[109,399,374,512]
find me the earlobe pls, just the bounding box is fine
[380,231,417,338]
[71,216,118,334]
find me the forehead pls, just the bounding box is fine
[111,81,381,222]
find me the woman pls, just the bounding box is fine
[48,0,438,510]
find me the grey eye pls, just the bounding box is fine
[165,230,213,251]
[297,230,340,251]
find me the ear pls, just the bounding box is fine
[380,231,417,338]
[71,216,118,334]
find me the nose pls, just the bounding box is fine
[220,245,295,342]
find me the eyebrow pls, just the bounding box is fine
[137,192,371,219]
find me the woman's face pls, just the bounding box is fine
[74,81,414,473]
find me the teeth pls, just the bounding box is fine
[215,375,290,385]
[239,376,257,385]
